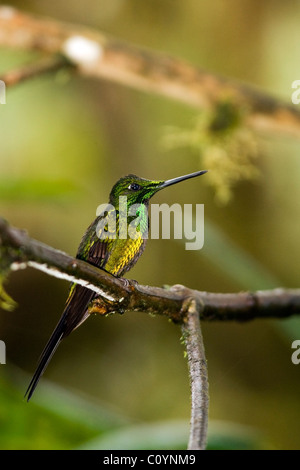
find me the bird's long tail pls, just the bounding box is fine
[25,285,95,401]
[24,315,65,401]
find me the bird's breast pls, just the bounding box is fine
[104,235,147,277]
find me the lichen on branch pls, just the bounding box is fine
[163,102,260,204]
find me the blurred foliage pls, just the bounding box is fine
[1,0,300,450]
[0,178,80,202]
[0,368,266,450]
[0,278,17,312]
[163,103,260,204]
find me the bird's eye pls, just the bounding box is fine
[129,183,141,191]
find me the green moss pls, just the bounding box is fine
[162,101,260,204]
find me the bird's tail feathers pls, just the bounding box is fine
[24,317,65,401]
[25,285,95,401]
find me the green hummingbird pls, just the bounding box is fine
[25,170,207,400]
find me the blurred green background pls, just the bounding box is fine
[1,0,300,450]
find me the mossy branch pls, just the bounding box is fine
[181,299,209,450]
[1,217,300,323]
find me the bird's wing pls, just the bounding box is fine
[88,237,110,267]
[61,234,113,336]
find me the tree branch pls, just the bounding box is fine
[0,6,300,137]
[1,217,300,323]
[1,55,73,87]
[181,299,209,450]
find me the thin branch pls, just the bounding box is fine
[181,299,209,450]
[0,6,300,137]
[0,55,73,87]
[1,217,300,323]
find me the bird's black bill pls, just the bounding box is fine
[159,170,208,189]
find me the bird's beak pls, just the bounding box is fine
[158,170,208,190]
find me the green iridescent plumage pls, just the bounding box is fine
[25,171,207,400]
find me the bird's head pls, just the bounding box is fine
[109,170,208,209]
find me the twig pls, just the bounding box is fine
[181,298,209,450]
[0,55,74,87]
[1,217,300,322]
[0,6,300,137]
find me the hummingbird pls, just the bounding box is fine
[25,170,207,400]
